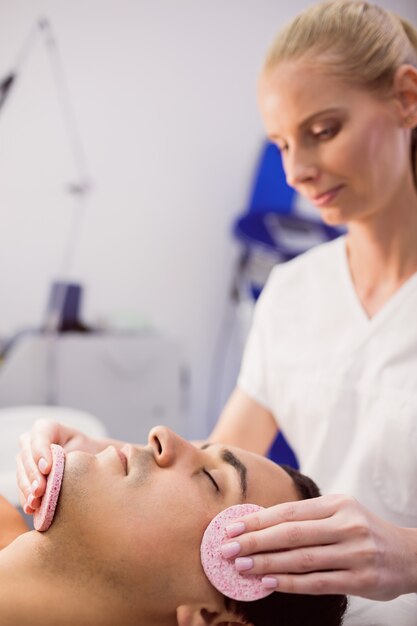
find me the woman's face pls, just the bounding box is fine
[258,59,411,226]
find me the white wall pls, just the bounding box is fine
[0,0,416,438]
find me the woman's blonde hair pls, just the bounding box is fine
[264,0,417,183]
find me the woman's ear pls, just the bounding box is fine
[177,604,253,626]
[393,64,417,126]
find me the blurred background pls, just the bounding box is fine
[0,0,416,460]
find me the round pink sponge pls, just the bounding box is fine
[200,504,274,602]
[34,444,66,532]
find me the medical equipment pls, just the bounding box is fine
[0,17,93,404]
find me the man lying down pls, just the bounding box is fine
[0,426,347,626]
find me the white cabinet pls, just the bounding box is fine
[0,332,185,443]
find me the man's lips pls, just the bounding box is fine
[117,448,129,475]
[310,184,344,206]
[119,443,141,475]
[120,444,154,480]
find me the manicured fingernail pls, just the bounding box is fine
[225,522,246,538]
[262,576,278,589]
[31,480,39,494]
[23,503,32,514]
[235,557,253,572]
[27,494,36,507]
[38,458,48,473]
[220,541,241,559]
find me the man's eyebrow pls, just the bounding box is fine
[200,443,247,499]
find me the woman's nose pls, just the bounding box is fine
[148,425,197,467]
[284,147,319,188]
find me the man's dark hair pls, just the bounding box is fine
[225,465,348,625]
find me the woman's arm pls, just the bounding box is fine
[0,496,29,550]
[209,387,278,455]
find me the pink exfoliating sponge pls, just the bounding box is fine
[34,444,66,532]
[200,504,274,602]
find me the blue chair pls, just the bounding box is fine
[232,141,342,468]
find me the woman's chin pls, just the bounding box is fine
[319,207,347,227]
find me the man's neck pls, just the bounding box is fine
[0,531,167,626]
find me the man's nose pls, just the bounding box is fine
[148,425,197,467]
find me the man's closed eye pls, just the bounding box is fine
[203,469,220,492]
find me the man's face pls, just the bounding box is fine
[55,427,299,620]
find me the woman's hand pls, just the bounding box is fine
[221,494,417,600]
[16,419,104,515]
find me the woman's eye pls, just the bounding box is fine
[203,469,220,493]
[312,126,337,140]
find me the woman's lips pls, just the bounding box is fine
[311,184,344,207]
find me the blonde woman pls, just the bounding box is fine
[214,2,417,623]
[17,2,417,624]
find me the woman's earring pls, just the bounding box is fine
[406,114,417,128]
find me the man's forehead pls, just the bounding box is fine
[243,449,298,504]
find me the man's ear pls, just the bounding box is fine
[176,604,253,626]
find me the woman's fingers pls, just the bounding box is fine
[16,418,99,514]
[221,493,410,601]
[16,436,47,509]
[16,419,65,510]
[261,570,357,596]
[15,451,32,504]
[29,418,65,471]
[223,517,340,560]
[226,494,346,538]
[234,543,354,576]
